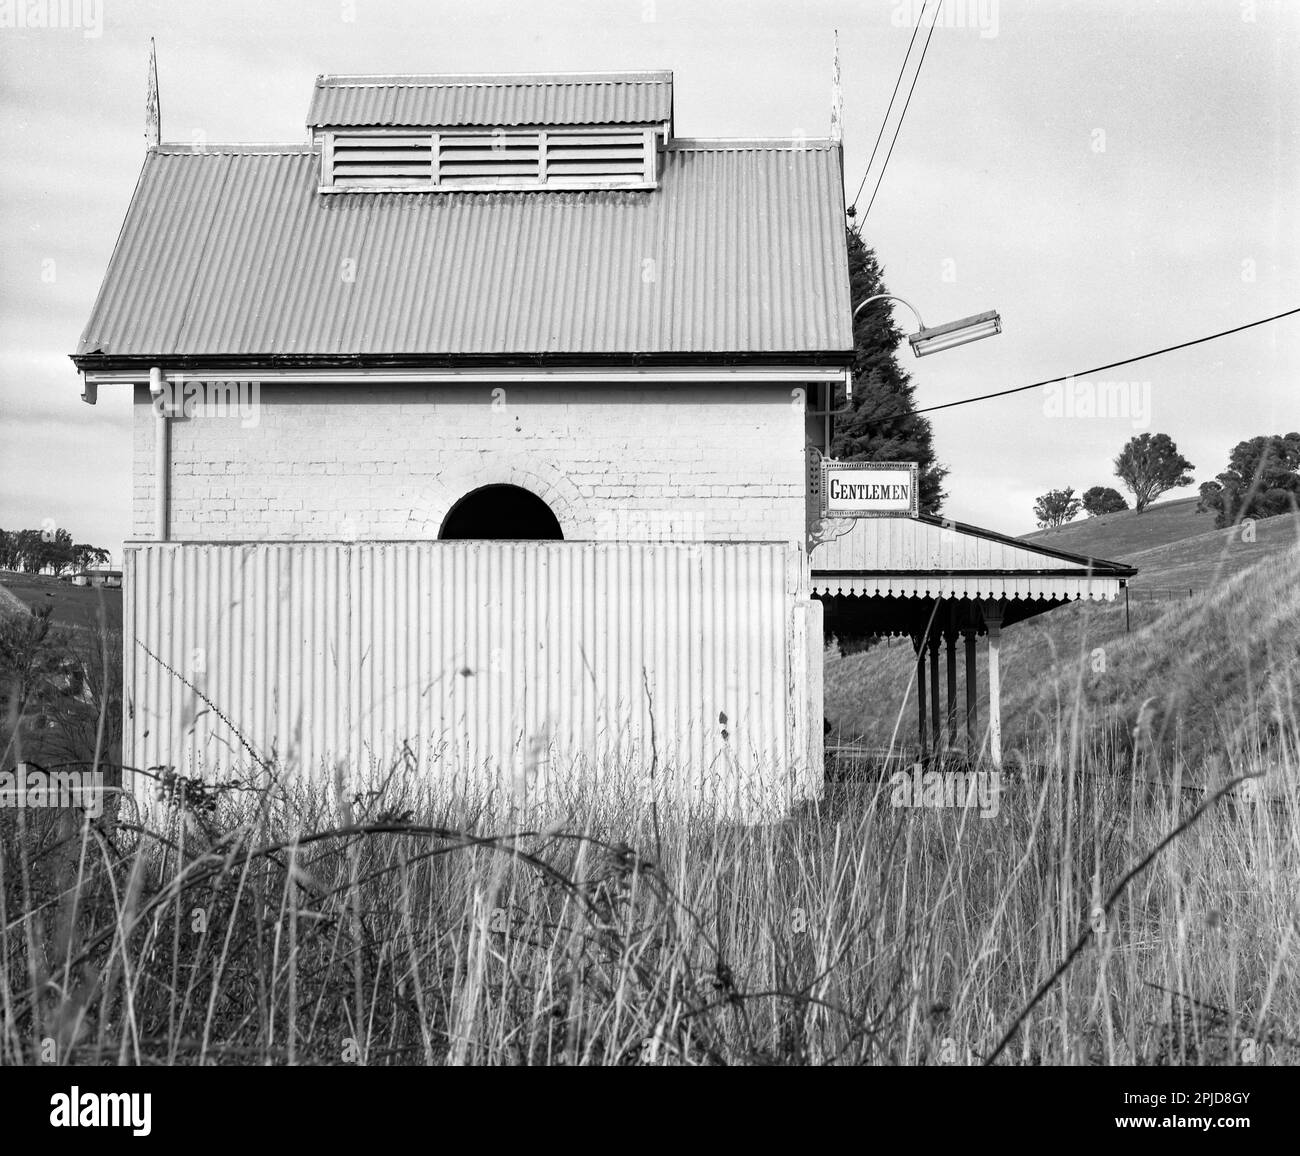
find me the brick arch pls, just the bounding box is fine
[430,460,595,540]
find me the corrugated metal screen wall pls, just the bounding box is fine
[124,542,821,816]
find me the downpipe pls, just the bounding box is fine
[149,366,169,541]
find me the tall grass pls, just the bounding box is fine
[2,721,1296,1066]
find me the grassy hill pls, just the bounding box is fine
[1122,511,1299,590]
[1023,496,1215,561]
[825,519,1300,770]
[0,571,123,768]
[1023,498,1299,590]
[0,583,25,619]
[0,570,122,631]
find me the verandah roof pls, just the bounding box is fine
[810,514,1135,610]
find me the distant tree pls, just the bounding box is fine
[0,529,109,576]
[1113,433,1194,512]
[41,528,75,576]
[829,228,948,515]
[14,530,44,573]
[1196,432,1300,529]
[1034,487,1082,528]
[1081,485,1128,516]
[1196,480,1222,515]
[53,533,75,576]
[73,544,111,571]
[8,527,74,575]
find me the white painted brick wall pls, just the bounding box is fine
[132,381,808,543]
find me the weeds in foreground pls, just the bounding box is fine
[2,727,1296,1065]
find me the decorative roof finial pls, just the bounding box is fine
[146,38,161,149]
[830,29,843,145]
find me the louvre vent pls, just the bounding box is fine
[322,128,654,191]
[543,131,647,184]
[438,132,543,186]
[330,134,433,188]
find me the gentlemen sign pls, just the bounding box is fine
[820,461,919,518]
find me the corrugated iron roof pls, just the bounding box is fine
[810,514,1137,593]
[307,71,674,129]
[75,140,853,361]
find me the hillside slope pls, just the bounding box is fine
[0,571,122,631]
[1022,496,1215,561]
[1122,510,1300,589]
[0,583,25,618]
[1022,498,1299,588]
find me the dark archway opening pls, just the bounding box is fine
[438,484,564,540]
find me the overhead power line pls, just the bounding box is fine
[913,306,1300,416]
[857,0,944,230]
[849,0,929,214]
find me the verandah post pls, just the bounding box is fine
[915,636,928,759]
[928,628,942,758]
[983,601,1004,768]
[945,630,958,749]
[963,627,977,756]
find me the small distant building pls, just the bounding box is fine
[72,569,122,588]
[72,69,1133,817]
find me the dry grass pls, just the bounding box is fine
[1,723,1296,1066]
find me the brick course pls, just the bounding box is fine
[133,381,807,543]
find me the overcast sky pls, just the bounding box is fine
[1,0,1296,560]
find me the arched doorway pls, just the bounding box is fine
[439,484,564,540]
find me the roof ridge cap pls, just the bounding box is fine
[316,71,673,87]
[670,137,837,150]
[155,143,314,154]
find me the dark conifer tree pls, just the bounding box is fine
[831,228,948,516]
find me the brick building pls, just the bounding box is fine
[74,71,853,816]
[74,70,1132,817]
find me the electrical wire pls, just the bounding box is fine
[849,0,929,214]
[858,0,944,229]
[913,306,1300,415]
